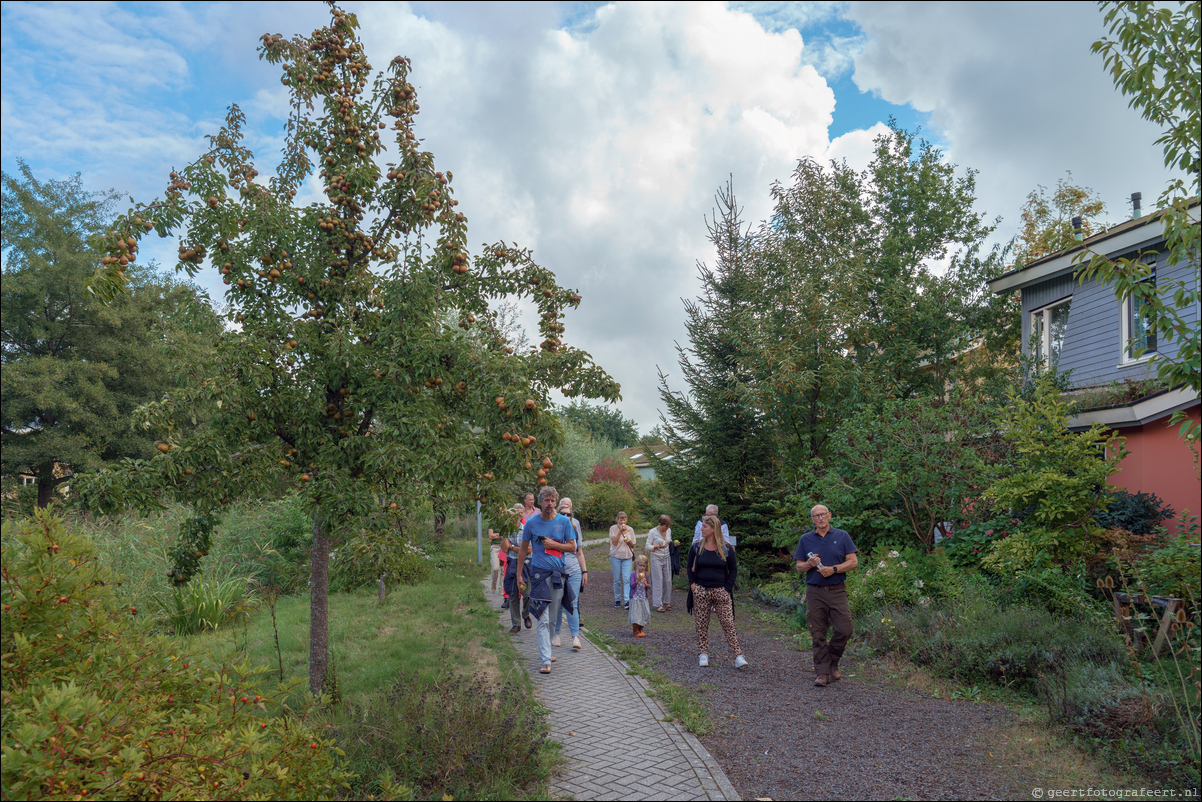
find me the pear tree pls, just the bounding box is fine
[79,4,619,694]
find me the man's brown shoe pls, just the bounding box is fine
[831,669,842,681]
[814,674,829,687]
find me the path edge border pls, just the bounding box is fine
[579,627,742,802]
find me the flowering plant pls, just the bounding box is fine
[848,546,927,614]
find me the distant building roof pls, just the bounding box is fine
[618,444,674,470]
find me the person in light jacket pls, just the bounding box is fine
[645,514,674,612]
[609,511,636,608]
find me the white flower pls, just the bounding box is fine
[900,561,908,567]
[865,569,875,578]
[873,589,884,598]
[918,596,931,607]
[888,550,899,559]
[878,561,887,569]
[914,580,924,588]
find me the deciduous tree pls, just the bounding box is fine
[1015,173,1109,265]
[554,400,640,449]
[1,163,220,507]
[78,5,618,694]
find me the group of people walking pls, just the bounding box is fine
[490,490,858,686]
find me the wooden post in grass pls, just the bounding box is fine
[1112,591,1185,657]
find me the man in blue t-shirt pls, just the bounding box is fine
[794,504,858,687]
[516,485,578,673]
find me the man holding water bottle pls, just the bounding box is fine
[795,504,858,687]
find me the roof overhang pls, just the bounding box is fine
[988,204,1201,296]
[1068,386,1200,431]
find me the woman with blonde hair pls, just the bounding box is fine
[686,515,747,669]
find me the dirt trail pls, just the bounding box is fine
[578,543,1031,801]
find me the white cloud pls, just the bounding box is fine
[822,120,889,172]
[846,1,1173,244]
[358,1,839,429]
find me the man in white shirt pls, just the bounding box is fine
[691,504,735,547]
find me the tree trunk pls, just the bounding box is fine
[37,479,54,509]
[308,511,330,697]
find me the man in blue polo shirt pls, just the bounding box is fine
[516,485,578,674]
[795,504,858,687]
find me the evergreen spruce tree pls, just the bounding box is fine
[652,180,779,576]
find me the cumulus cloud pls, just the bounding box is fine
[846,1,1173,242]
[359,2,839,428]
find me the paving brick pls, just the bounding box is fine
[484,579,738,801]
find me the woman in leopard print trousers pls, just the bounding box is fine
[686,516,748,669]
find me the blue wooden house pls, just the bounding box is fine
[987,198,1200,530]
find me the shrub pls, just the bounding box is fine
[330,524,431,593]
[579,481,635,530]
[1,483,38,519]
[997,559,1107,619]
[587,457,636,491]
[1132,516,1200,604]
[848,547,931,615]
[216,492,313,591]
[983,375,1126,568]
[862,583,1124,692]
[1093,489,1175,536]
[333,667,553,800]
[155,570,255,635]
[1,508,350,799]
[941,515,1019,569]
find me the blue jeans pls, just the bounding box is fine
[536,582,564,666]
[555,572,582,637]
[610,556,632,603]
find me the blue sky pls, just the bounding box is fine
[1,2,1171,431]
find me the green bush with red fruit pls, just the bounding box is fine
[1,508,351,800]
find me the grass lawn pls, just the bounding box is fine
[185,533,558,800]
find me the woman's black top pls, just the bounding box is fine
[686,544,737,595]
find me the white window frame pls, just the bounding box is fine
[1119,291,1157,366]
[20,476,36,486]
[1030,298,1071,365]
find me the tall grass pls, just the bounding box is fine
[184,530,557,799]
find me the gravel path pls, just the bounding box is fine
[578,542,1031,801]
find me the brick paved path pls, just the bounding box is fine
[484,579,741,801]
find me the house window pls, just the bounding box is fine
[20,476,36,486]
[1121,265,1157,363]
[1031,299,1071,365]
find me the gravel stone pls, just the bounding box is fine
[578,544,1031,800]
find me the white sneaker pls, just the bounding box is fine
[734,655,748,669]
[699,654,709,667]
[572,637,582,650]
[551,635,561,647]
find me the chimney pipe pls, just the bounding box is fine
[1072,216,1084,242]
[1131,191,1142,219]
